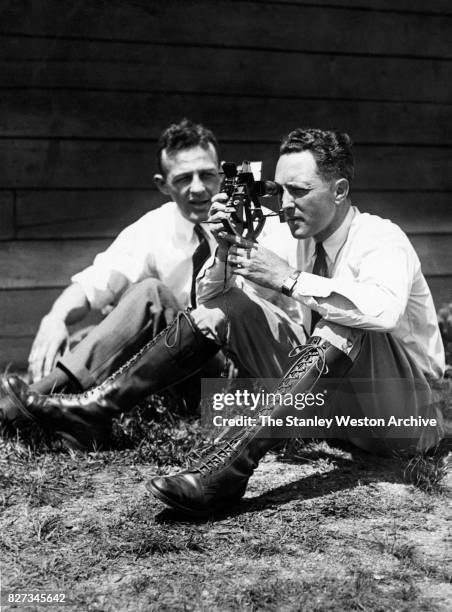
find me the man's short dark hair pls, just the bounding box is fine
[157,119,220,174]
[280,128,354,184]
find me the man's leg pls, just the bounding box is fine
[192,287,308,378]
[324,325,444,456]
[0,288,305,448]
[33,278,180,393]
[0,308,220,448]
[147,315,444,516]
[193,306,443,454]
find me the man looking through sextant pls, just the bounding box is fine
[1,129,445,517]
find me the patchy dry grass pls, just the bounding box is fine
[1,394,451,612]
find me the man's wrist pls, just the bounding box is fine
[45,311,67,323]
[281,269,301,296]
[217,246,229,263]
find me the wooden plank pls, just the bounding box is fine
[1,275,451,370]
[14,190,452,239]
[1,40,451,104]
[0,239,110,289]
[0,287,59,369]
[355,192,452,233]
[1,140,451,191]
[0,234,449,291]
[1,1,450,58]
[1,91,450,145]
[352,147,452,191]
[410,236,452,277]
[0,191,15,239]
[0,337,32,370]
[426,276,452,308]
[0,287,104,369]
[15,190,163,238]
[0,288,61,336]
[280,1,452,15]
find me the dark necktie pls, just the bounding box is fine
[310,241,329,333]
[190,224,210,308]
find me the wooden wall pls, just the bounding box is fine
[0,0,451,368]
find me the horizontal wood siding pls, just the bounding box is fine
[2,43,451,104]
[1,236,449,290]
[9,190,451,239]
[0,0,450,368]
[2,92,450,144]
[1,142,451,189]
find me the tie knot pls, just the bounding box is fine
[315,241,325,256]
[194,224,205,241]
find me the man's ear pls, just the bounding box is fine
[335,178,349,204]
[154,173,170,195]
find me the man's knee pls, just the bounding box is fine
[120,278,165,303]
[313,319,364,360]
[118,278,180,318]
[192,288,264,345]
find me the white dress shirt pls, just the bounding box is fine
[72,201,217,311]
[197,206,445,379]
[196,212,300,321]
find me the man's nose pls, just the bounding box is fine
[280,189,294,210]
[189,174,206,194]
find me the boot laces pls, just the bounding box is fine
[279,342,329,389]
[50,310,195,401]
[287,341,328,372]
[187,433,244,476]
[184,341,330,477]
[164,310,197,349]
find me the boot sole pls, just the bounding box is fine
[1,379,107,451]
[1,377,39,424]
[146,480,231,518]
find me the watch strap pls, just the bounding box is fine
[281,270,301,296]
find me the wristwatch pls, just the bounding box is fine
[281,270,301,296]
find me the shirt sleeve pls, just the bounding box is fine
[72,216,157,310]
[196,214,294,305]
[196,248,243,303]
[291,230,419,332]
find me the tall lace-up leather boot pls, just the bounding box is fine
[147,337,353,517]
[0,311,219,449]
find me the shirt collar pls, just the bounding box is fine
[309,206,357,265]
[172,202,204,243]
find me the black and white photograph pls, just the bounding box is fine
[0,1,451,610]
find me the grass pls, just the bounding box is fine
[1,391,451,611]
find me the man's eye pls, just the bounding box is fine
[175,176,190,185]
[291,188,310,197]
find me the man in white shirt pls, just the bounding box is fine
[24,119,222,393]
[0,121,296,442]
[143,127,446,516]
[1,129,445,489]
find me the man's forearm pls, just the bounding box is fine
[196,250,235,304]
[291,273,407,332]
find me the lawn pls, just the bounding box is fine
[1,392,451,612]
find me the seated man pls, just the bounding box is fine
[1,129,445,515]
[0,124,295,445]
[25,118,222,392]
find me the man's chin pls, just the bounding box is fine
[191,208,210,222]
[288,221,313,239]
[181,203,211,223]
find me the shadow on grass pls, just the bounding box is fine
[153,446,406,525]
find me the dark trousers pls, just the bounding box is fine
[192,288,445,455]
